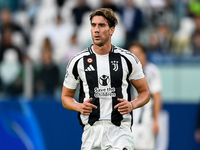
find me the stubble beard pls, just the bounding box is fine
[93,37,109,47]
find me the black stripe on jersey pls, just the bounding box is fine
[120,54,134,125]
[72,59,86,128]
[127,79,133,127]
[83,54,100,126]
[88,44,94,54]
[79,80,85,103]
[78,80,85,129]
[72,58,80,80]
[109,52,123,126]
[120,54,132,100]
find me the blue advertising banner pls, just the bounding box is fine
[0,99,199,150]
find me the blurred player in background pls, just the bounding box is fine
[129,42,162,150]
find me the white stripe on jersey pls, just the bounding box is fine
[95,53,112,119]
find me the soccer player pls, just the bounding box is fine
[129,42,162,150]
[61,8,150,150]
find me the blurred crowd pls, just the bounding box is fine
[0,0,200,99]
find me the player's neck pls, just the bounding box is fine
[93,42,112,55]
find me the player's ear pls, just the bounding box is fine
[110,27,115,36]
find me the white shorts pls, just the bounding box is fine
[132,123,155,150]
[81,120,134,150]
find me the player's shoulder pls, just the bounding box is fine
[70,47,91,61]
[67,47,91,67]
[113,45,130,54]
[113,45,137,58]
[73,48,90,59]
[112,45,140,65]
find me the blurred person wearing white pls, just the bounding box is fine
[45,13,75,64]
[0,29,24,96]
[129,42,162,150]
[62,34,83,65]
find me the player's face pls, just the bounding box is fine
[91,16,114,47]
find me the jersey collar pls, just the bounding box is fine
[88,44,116,54]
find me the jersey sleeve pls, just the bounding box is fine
[63,59,80,89]
[129,55,144,80]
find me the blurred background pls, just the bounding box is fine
[0,0,200,149]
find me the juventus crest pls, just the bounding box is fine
[111,61,118,71]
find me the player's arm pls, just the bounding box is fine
[152,92,162,134]
[61,86,79,111]
[130,77,150,110]
[114,77,150,114]
[61,86,97,115]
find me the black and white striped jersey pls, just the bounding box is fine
[63,44,144,127]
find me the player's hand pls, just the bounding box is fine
[79,98,97,115]
[153,119,159,134]
[114,98,132,115]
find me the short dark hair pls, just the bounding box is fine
[89,8,118,28]
[128,41,147,54]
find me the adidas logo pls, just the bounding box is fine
[85,65,95,71]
